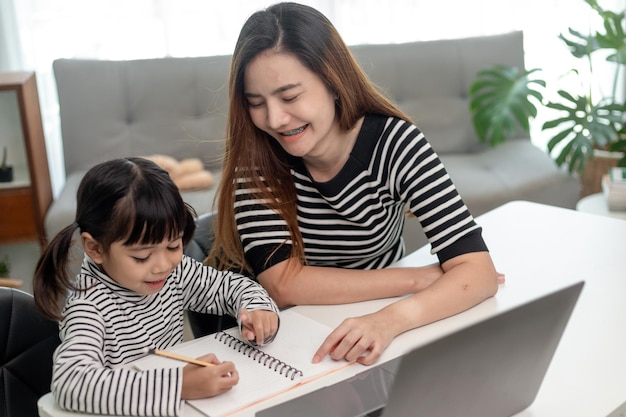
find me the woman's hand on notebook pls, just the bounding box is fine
[181,354,239,399]
[312,312,395,366]
[239,308,280,346]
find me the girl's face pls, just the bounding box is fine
[98,235,184,295]
[243,52,340,161]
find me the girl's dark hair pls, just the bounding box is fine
[33,157,196,320]
[210,2,410,272]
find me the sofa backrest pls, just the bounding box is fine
[351,30,525,154]
[53,31,525,177]
[53,55,231,175]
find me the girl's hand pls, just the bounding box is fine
[181,353,239,399]
[312,312,394,366]
[240,309,280,346]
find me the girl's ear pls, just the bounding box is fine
[82,232,104,263]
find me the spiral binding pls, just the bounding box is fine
[215,332,304,380]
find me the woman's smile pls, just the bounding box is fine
[280,124,309,142]
[281,124,308,137]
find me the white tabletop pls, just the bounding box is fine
[39,201,626,417]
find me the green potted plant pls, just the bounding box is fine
[469,0,626,197]
[0,145,13,182]
[0,255,10,278]
[0,255,23,288]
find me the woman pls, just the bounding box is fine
[209,2,501,365]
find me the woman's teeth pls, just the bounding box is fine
[282,125,307,136]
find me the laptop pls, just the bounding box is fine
[256,281,584,417]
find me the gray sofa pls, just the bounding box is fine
[45,30,579,255]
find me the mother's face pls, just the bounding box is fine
[242,51,339,160]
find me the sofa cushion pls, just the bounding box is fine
[438,140,579,215]
[352,40,463,99]
[399,97,483,154]
[53,56,230,175]
[401,140,580,253]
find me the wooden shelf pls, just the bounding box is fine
[0,72,52,247]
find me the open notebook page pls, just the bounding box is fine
[133,308,355,417]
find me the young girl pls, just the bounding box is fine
[33,157,279,416]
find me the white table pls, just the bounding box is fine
[39,201,626,417]
[576,192,626,220]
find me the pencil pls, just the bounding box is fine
[145,348,215,367]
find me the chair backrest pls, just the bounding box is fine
[0,288,61,417]
[184,211,217,262]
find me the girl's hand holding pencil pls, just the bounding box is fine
[143,347,239,398]
[180,353,239,399]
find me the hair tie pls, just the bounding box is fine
[72,221,80,229]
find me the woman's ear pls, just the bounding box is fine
[82,232,104,263]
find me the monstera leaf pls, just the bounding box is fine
[544,92,624,173]
[469,65,545,147]
[468,0,626,179]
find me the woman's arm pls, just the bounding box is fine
[311,251,499,365]
[256,260,445,308]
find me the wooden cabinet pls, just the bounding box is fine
[0,72,52,246]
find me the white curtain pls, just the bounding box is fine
[1,0,619,196]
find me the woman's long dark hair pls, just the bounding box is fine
[210,2,411,273]
[33,157,196,320]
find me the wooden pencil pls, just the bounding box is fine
[147,348,215,367]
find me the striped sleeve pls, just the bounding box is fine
[382,118,487,262]
[179,255,279,319]
[52,300,182,416]
[233,181,293,274]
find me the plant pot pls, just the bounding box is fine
[579,149,624,199]
[0,166,13,182]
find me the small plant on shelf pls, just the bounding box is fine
[0,146,14,182]
[0,255,10,278]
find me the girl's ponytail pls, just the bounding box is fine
[33,222,80,321]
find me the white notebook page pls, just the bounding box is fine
[134,309,354,416]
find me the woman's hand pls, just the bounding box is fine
[312,312,395,366]
[240,308,280,346]
[311,256,504,366]
[181,354,239,399]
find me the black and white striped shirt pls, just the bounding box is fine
[52,254,278,416]
[235,115,487,275]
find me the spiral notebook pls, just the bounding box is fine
[133,309,354,417]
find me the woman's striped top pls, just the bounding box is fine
[235,115,488,275]
[52,254,278,416]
